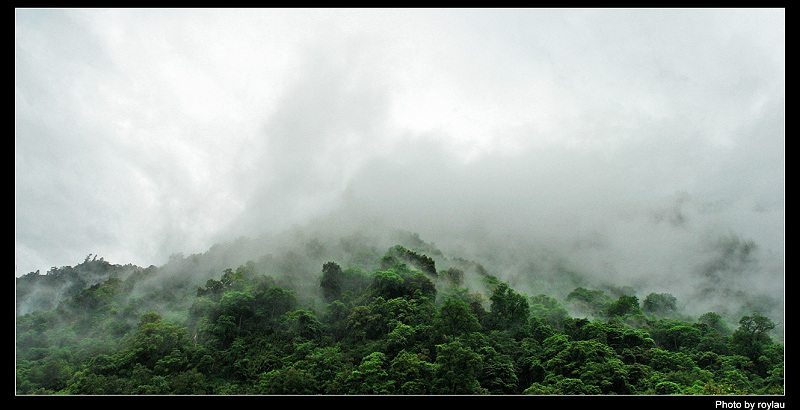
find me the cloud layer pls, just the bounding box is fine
[16,8,783,319]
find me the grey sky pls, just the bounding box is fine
[15,6,784,315]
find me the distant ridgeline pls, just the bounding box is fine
[15,239,784,395]
[16,254,143,316]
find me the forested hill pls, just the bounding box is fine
[16,232,784,395]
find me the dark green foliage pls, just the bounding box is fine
[566,287,613,316]
[654,381,682,394]
[529,317,557,343]
[282,309,323,340]
[477,346,519,394]
[388,349,435,394]
[319,261,344,302]
[17,256,141,315]
[730,313,780,378]
[440,267,465,287]
[698,312,732,335]
[529,294,570,331]
[129,312,190,370]
[604,295,642,318]
[736,312,776,340]
[253,285,297,322]
[197,279,225,298]
[643,293,678,315]
[15,248,784,396]
[432,340,484,394]
[370,266,436,301]
[486,283,530,334]
[385,245,437,278]
[69,277,124,312]
[541,338,632,394]
[435,297,482,338]
[346,352,395,394]
[257,366,316,394]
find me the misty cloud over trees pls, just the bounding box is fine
[16,8,783,397]
[15,227,784,394]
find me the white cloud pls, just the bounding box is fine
[16,6,783,307]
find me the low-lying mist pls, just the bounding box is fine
[103,178,782,342]
[20,123,783,342]
[186,115,782,338]
[15,8,783,345]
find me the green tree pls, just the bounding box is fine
[347,303,386,341]
[321,300,351,342]
[542,339,631,394]
[257,367,316,394]
[649,348,697,377]
[218,291,255,335]
[552,377,601,395]
[220,267,245,289]
[127,312,189,370]
[735,313,776,340]
[731,312,777,371]
[476,346,518,394]
[642,293,678,316]
[696,380,750,395]
[346,352,395,394]
[523,382,559,395]
[435,297,481,338]
[579,359,632,394]
[664,325,703,352]
[18,353,73,393]
[382,322,417,357]
[654,381,682,394]
[529,294,569,331]
[196,278,225,299]
[432,340,484,394]
[761,363,784,394]
[386,245,437,278]
[566,287,612,316]
[529,317,557,343]
[486,283,529,334]
[388,350,435,394]
[281,309,323,340]
[698,312,732,335]
[253,286,297,324]
[604,295,641,318]
[440,267,465,287]
[300,346,349,394]
[319,261,344,303]
[370,269,416,300]
[69,277,124,313]
[169,369,209,394]
[153,348,189,375]
[14,250,786,396]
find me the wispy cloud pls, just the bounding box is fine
[16,7,783,322]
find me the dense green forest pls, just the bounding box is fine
[15,235,784,395]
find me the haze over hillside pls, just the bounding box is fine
[16,9,784,332]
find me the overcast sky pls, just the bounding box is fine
[15,8,784,292]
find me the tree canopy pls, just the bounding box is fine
[15,244,783,396]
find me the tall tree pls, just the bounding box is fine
[436,297,481,338]
[487,283,529,334]
[432,340,484,394]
